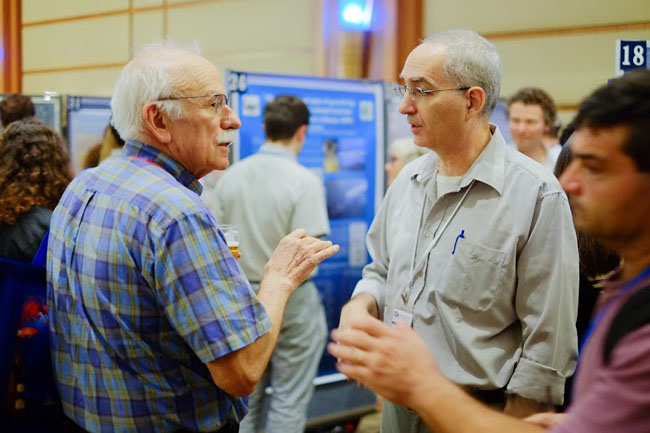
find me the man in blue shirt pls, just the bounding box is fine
[47,42,338,433]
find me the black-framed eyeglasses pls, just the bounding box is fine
[155,93,229,114]
[394,85,470,100]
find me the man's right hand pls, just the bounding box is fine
[339,293,379,330]
[208,228,337,396]
[263,228,339,294]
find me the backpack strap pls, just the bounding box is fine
[31,229,49,268]
[603,284,650,365]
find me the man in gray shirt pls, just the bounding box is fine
[339,29,579,432]
[211,95,330,433]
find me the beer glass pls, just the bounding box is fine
[219,224,240,259]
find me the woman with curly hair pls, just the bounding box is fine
[0,120,72,261]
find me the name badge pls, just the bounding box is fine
[391,307,413,327]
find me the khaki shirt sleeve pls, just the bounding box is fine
[507,190,579,405]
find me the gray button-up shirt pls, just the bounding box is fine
[353,126,578,404]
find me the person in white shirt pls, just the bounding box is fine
[211,95,330,433]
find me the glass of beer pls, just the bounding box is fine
[219,224,240,259]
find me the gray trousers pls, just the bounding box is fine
[380,389,506,433]
[240,281,327,433]
[380,401,430,433]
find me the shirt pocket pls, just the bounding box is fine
[438,238,505,311]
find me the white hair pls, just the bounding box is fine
[110,40,202,142]
[390,137,428,164]
[422,29,502,117]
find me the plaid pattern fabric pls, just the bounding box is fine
[47,141,270,432]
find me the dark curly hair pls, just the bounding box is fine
[0,120,72,225]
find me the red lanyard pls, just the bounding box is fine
[128,156,163,169]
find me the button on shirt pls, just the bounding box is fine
[353,126,578,405]
[47,140,271,432]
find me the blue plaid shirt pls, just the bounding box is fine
[47,141,271,432]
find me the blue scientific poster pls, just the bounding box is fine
[227,71,385,376]
[66,96,112,173]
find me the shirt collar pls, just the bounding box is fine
[123,140,204,196]
[410,124,506,196]
[258,142,297,160]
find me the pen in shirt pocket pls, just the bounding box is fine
[452,229,465,255]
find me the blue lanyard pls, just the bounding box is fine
[579,266,650,353]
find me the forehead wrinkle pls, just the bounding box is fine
[170,54,222,97]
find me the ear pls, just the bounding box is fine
[465,87,486,119]
[294,124,308,143]
[142,102,172,144]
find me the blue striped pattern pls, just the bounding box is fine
[47,140,270,432]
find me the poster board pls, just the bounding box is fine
[66,96,112,173]
[226,70,385,377]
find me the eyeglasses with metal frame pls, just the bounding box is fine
[155,93,229,114]
[394,84,470,99]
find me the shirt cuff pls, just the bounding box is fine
[506,357,567,405]
[352,279,385,319]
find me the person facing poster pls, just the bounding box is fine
[0,94,36,128]
[210,95,330,433]
[338,29,579,432]
[46,42,338,433]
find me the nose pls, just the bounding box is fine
[559,163,581,196]
[398,93,416,115]
[510,121,525,134]
[221,105,241,130]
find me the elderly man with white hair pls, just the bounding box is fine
[338,29,579,433]
[385,137,429,186]
[46,42,338,433]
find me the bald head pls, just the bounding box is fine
[420,29,502,117]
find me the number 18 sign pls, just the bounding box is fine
[616,40,649,77]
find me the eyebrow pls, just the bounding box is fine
[398,75,434,86]
[572,153,604,163]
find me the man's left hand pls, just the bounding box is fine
[328,316,442,409]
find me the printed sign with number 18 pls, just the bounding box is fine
[616,40,649,76]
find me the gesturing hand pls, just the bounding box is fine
[328,315,441,409]
[264,228,339,293]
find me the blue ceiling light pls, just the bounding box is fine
[339,0,373,31]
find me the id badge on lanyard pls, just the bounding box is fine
[391,179,475,328]
[384,302,414,327]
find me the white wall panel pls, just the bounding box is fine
[23,0,129,23]
[23,15,129,70]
